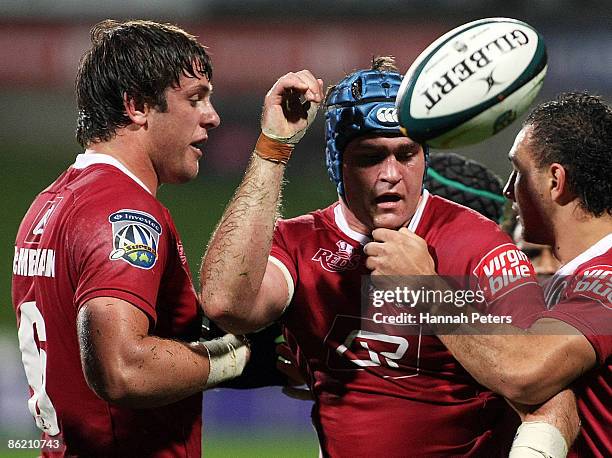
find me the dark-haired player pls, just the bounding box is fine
[201,57,549,456]
[11,19,321,457]
[379,93,611,457]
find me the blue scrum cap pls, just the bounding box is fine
[324,68,427,198]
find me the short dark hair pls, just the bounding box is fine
[524,92,612,217]
[75,19,212,147]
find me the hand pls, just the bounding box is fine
[261,70,323,144]
[364,227,436,277]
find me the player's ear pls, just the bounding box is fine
[549,163,573,205]
[123,92,149,126]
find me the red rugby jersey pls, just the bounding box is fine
[12,153,202,457]
[271,191,545,457]
[540,234,612,458]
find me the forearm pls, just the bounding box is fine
[78,300,248,408]
[509,389,580,457]
[522,389,580,449]
[96,335,211,408]
[404,278,588,404]
[200,70,322,331]
[440,330,589,404]
[200,150,285,325]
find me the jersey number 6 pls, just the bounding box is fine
[17,301,60,436]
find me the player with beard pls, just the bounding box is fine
[201,58,559,456]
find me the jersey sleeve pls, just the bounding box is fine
[425,201,546,327]
[270,220,298,293]
[539,265,612,365]
[69,181,168,324]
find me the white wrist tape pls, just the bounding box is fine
[509,421,569,458]
[262,101,318,145]
[203,334,249,388]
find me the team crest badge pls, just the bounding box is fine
[108,209,162,269]
[312,240,360,272]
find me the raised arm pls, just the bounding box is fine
[200,71,323,334]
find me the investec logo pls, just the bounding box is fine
[312,240,360,272]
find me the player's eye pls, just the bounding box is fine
[396,151,415,162]
[355,153,384,166]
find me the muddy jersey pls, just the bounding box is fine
[271,191,545,457]
[12,153,202,457]
[541,234,612,458]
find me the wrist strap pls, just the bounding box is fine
[509,421,569,458]
[203,334,249,388]
[254,133,294,164]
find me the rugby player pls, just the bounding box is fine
[11,20,251,456]
[201,58,556,456]
[370,93,611,457]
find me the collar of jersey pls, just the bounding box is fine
[74,150,152,195]
[554,232,612,277]
[334,189,430,245]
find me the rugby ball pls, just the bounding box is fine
[396,18,547,149]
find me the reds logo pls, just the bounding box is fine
[473,243,538,303]
[567,265,612,309]
[312,240,361,272]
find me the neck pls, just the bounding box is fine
[339,200,371,235]
[551,206,612,264]
[87,135,158,196]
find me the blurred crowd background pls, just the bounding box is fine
[1,1,611,456]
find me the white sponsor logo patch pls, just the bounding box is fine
[473,243,537,303]
[569,265,612,309]
[376,107,399,124]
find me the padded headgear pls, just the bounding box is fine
[325,69,428,198]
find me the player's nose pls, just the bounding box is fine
[503,171,516,201]
[380,155,401,183]
[202,104,220,130]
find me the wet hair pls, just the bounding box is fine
[524,92,612,217]
[75,19,212,147]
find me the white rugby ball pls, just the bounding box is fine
[396,18,547,149]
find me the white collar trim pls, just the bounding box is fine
[555,233,612,276]
[73,150,152,195]
[334,190,430,245]
[334,204,370,245]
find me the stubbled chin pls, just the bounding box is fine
[372,213,410,230]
